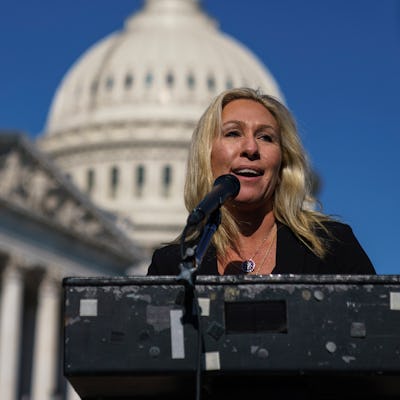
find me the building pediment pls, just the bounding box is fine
[0,132,142,264]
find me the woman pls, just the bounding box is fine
[148,88,375,275]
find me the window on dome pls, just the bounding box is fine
[145,72,154,88]
[166,72,174,88]
[162,165,172,197]
[86,169,95,195]
[110,166,119,198]
[207,75,216,92]
[135,164,145,197]
[187,73,195,90]
[125,74,133,89]
[105,76,114,91]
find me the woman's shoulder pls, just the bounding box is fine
[314,219,362,250]
[317,219,353,237]
[147,244,181,275]
[153,243,181,258]
[278,219,352,242]
[318,219,376,274]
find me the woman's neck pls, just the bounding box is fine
[228,202,275,238]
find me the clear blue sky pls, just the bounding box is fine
[1,0,399,274]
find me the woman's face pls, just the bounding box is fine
[211,99,282,211]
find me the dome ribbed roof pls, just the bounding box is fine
[45,0,283,136]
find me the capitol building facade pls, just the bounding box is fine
[0,0,283,399]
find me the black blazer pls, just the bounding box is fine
[147,221,376,275]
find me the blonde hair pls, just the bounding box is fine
[184,87,332,258]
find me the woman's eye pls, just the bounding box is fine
[225,130,240,137]
[259,133,273,142]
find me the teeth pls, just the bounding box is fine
[236,169,260,176]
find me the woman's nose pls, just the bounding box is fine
[241,136,260,159]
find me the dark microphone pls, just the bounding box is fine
[187,174,240,226]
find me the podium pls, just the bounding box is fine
[63,275,400,399]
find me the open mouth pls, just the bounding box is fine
[233,168,263,177]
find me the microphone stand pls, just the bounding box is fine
[177,209,221,400]
[177,209,221,288]
[178,208,221,323]
[195,209,221,269]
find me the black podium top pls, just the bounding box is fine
[63,274,400,399]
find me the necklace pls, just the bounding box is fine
[252,227,277,274]
[239,223,277,273]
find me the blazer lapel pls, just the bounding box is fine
[275,223,307,274]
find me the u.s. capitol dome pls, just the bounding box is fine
[38,0,283,253]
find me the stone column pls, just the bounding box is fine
[0,264,24,400]
[31,276,60,400]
